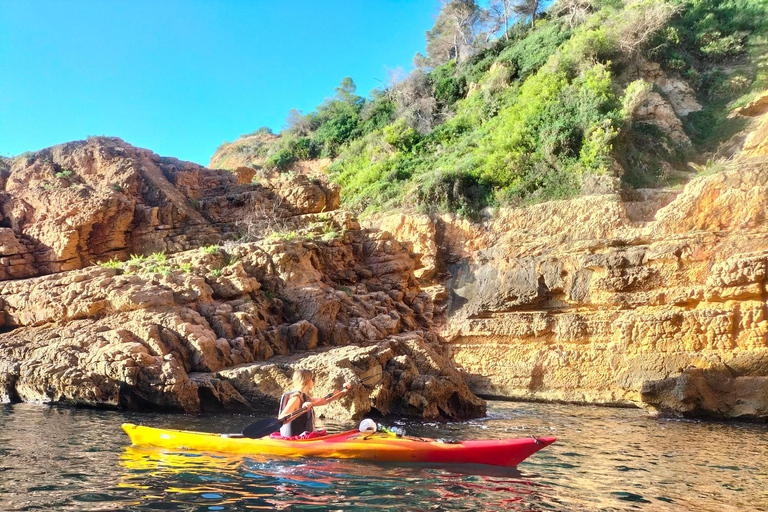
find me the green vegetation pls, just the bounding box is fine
[266,230,298,242]
[690,158,727,176]
[128,253,147,265]
[222,0,768,218]
[321,222,341,241]
[201,245,220,254]
[101,252,194,276]
[97,258,122,269]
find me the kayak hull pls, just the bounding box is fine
[121,423,555,467]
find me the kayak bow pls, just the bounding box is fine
[122,423,555,467]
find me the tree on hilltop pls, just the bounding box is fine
[489,0,515,39]
[332,76,364,105]
[511,0,542,28]
[415,0,491,68]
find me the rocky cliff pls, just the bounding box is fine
[0,137,485,420]
[5,92,768,422]
[364,94,768,420]
[0,137,339,279]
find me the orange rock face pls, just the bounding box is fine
[0,137,339,279]
[369,116,768,419]
[738,91,768,159]
[0,138,484,419]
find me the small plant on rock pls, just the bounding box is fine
[321,223,342,241]
[98,258,122,269]
[128,254,147,265]
[321,230,339,242]
[690,159,726,176]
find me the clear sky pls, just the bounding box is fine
[0,0,438,165]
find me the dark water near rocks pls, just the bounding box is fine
[0,401,766,511]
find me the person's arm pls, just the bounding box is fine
[310,383,353,406]
[278,394,308,420]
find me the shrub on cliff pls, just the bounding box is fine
[264,136,321,171]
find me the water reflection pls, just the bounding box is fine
[1,402,767,511]
[118,445,550,511]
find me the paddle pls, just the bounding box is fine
[241,365,383,439]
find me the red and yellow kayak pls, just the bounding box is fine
[121,423,555,467]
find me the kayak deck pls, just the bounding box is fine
[122,423,555,467]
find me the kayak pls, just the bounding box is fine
[121,423,555,467]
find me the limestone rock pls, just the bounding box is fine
[638,60,702,117]
[633,91,692,146]
[734,90,768,118]
[0,137,334,281]
[0,228,35,280]
[640,365,768,419]
[373,130,768,419]
[0,225,482,418]
[737,90,768,159]
[367,213,437,280]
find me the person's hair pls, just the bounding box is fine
[292,369,313,390]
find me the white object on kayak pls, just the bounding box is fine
[358,418,377,433]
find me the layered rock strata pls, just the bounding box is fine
[365,152,768,419]
[0,229,484,418]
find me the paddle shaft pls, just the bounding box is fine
[279,386,349,424]
[279,367,383,423]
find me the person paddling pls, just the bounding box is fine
[278,369,352,437]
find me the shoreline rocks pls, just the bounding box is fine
[0,140,485,420]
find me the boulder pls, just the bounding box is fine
[217,334,486,420]
[641,364,768,419]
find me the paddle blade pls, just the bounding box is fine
[242,417,282,439]
[358,365,383,386]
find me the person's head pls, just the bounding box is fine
[292,369,314,392]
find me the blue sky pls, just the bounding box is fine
[0,1,438,165]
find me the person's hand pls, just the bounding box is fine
[302,401,313,409]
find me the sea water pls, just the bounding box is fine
[0,401,765,511]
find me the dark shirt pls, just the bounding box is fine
[278,390,315,437]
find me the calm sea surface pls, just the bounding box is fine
[0,401,765,511]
